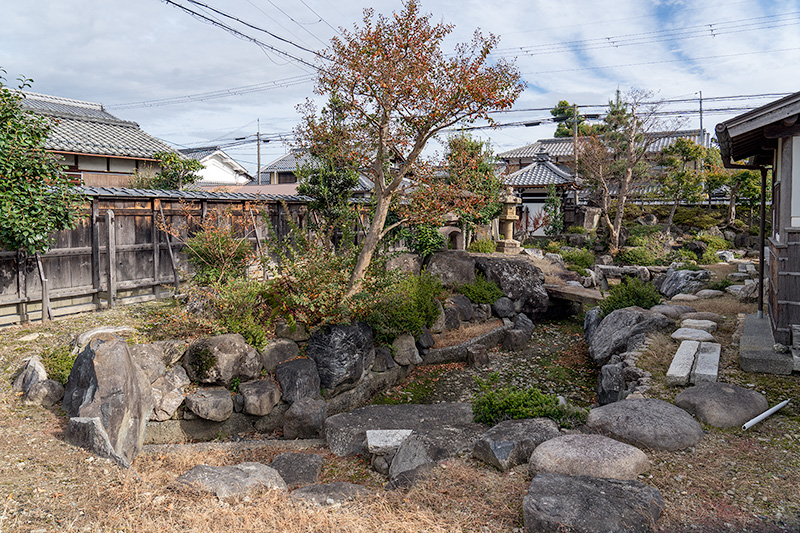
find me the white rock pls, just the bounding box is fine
[680,319,718,333]
[366,429,413,455]
[671,328,715,342]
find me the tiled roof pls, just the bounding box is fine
[260,149,317,173]
[179,146,218,161]
[76,185,308,203]
[504,152,574,187]
[20,91,175,159]
[499,130,711,160]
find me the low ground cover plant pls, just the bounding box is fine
[458,273,503,304]
[560,248,594,269]
[466,238,496,253]
[598,276,662,316]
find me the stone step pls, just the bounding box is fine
[667,340,700,387]
[692,342,721,383]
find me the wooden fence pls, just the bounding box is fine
[0,188,307,326]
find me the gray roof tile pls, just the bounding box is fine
[504,153,574,187]
[76,185,308,203]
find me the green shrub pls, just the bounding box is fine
[472,375,587,428]
[467,238,496,253]
[544,240,565,254]
[695,233,732,265]
[561,248,595,269]
[627,224,661,238]
[708,279,733,291]
[567,265,588,277]
[459,273,503,304]
[615,247,657,266]
[40,345,76,385]
[673,207,721,230]
[195,279,276,349]
[407,224,446,258]
[566,225,586,234]
[599,277,662,316]
[186,225,252,285]
[364,272,444,344]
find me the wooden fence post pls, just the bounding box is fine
[16,251,28,324]
[156,200,180,292]
[106,209,117,308]
[91,198,101,309]
[35,253,52,322]
[151,198,161,298]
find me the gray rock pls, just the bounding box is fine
[151,340,188,367]
[389,423,487,480]
[523,473,664,533]
[183,334,262,387]
[728,272,750,282]
[674,382,769,429]
[416,328,435,350]
[270,453,324,489]
[427,250,476,289]
[175,462,286,499]
[386,252,423,276]
[634,214,658,226]
[680,319,717,333]
[23,379,64,407]
[671,328,715,342]
[151,365,191,422]
[63,335,153,467]
[239,379,281,416]
[12,356,47,394]
[128,344,167,383]
[306,323,373,391]
[65,418,122,464]
[659,268,711,298]
[716,250,735,262]
[72,326,136,355]
[290,482,371,506]
[695,289,724,299]
[443,307,461,330]
[371,346,397,373]
[392,333,421,366]
[475,256,549,315]
[283,397,327,439]
[448,294,474,321]
[325,403,474,456]
[530,434,650,480]
[366,429,413,455]
[545,252,564,265]
[738,281,760,303]
[260,338,299,373]
[649,304,695,320]
[233,393,244,413]
[684,240,707,257]
[586,398,704,451]
[491,297,516,318]
[275,321,310,342]
[671,294,699,303]
[681,311,723,323]
[185,387,233,422]
[589,308,673,366]
[275,358,320,404]
[467,345,489,367]
[513,313,535,335]
[583,306,603,344]
[502,328,530,351]
[597,363,625,405]
[472,418,560,471]
[429,301,446,334]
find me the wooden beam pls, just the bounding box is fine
[152,198,160,298]
[35,253,53,322]
[106,210,117,308]
[157,200,180,292]
[17,251,28,324]
[91,198,101,309]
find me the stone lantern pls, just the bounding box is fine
[496,187,521,254]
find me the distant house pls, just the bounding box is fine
[20,92,174,187]
[716,91,800,345]
[178,146,251,188]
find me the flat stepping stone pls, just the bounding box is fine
[324,403,473,456]
[674,382,769,429]
[291,482,371,506]
[695,289,724,299]
[586,398,703,451]
[529,434,649,480]
[269,453,324,489]
[366,429,413,455]
[671,294,699,302]
[523,473,664,533]
[649,304,695,320]
[692,342,721,383]
[175,462,287,499]
[680,319,717,333]
[671,328,715,342]
[681,312,723,323]
[728,272,750,282]
[472,418,560,471]
[667,340,700,387]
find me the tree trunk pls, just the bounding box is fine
[726,183,740,226]
[664,197,679,236]
[345,192,391,298]
[610,170,632,252]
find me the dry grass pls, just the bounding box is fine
[432,318,503,348]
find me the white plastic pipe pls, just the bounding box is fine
[742,399,791,430]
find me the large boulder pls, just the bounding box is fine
[151,365,191,422]
[674,382,769,429]
[128,344,167,383]
[23,379,64,407]
[183,334,262,387]
[529,434,650,480]
[474,256,549,315]
[583,307,603,344]
[389,423,487,480]
[306,323,374,391]
[324,403,474,456]
[523,473,664,533]
[260,338,299,373]
[269,453,324,489]
[586,398,703,451]
[589,308,673,366]
[12,356,48,394]
[472,418,560,471]
[275,358,320,404]
[426,250,476,289]
[239,379,281,416]
[63,335,154,467]
[185,387,233,422]
[392,333,422,366]
[283,397,327,439]
[175,462,287,499]
[659,268,711,298]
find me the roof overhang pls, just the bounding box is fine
[716,91,800,169]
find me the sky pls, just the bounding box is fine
[2,0,800,176]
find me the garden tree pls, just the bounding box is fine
[702,147,729,212]
[734,168,764,225]
[579,89,681,251]
[658,137,707,233]
[151,151,203,189]
[550,100,604,138]
[295,0,523,296]
[543,185,564,236]
[0,71,85,320]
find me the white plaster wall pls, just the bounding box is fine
[78,155,106,171]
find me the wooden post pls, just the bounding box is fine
[35,253,52,322]
[16,251,28,324]
[151,198,161,298]
[106,210,117,308]
[157,200,180,292]
[91,198,101,309]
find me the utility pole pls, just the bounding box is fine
[573,103,579,205]
[257,118,262,185]
[699,91,705,146]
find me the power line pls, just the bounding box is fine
[297,0,342,37]
[261,0,329,47]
